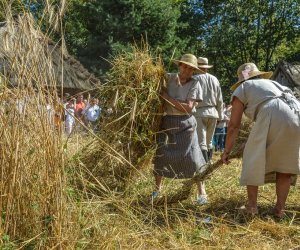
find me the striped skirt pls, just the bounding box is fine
[153,115,206,179]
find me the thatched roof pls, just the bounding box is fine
[46,40,100,90]
[272,60,300,88]
[0,16,100,91]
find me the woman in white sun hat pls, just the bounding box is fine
[221,62,300,218]
[152,54,207,204]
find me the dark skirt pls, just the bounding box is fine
[153,115,206,179]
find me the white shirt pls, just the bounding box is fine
[84,104,101,122]
[193,73,223,119]
[65,104,75,123]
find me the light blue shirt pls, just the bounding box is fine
[84,105,101,122]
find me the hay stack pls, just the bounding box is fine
[79,44,165,191]
[0,14,69,248]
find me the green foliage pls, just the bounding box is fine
[1,0,299,102]
[64,0,191,75]
[61,0,300,101]
[186,0,300,101]
[279,38,300,63]
[0,0,23,21]
[0,235,16,250]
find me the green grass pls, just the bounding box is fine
[67,149,300,249]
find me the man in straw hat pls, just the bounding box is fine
[221,62,300,217]
[152,54,207,204]
[193,57,224,204]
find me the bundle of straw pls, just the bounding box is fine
[0,13,69,248]
[79,43,165,191]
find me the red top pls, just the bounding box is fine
[75,101,85,116]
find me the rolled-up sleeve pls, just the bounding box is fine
[187,80,203,102]
[232,84,247,105]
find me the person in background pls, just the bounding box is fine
[83,97,101,131]
[193,57,224,204]
[214,103,229,152]
[152,54,207,205]
[63,93,70,104]
[83,98,88,109]
[75,94,86,121]
[65,97,76,136]
[62,93,71,121]
[73,94,86,132]
[212,132,217,152]
[221,62,300,217]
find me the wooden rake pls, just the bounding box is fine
[135,126,250,206]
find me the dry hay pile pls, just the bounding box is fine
[78,44,165,192]
[0,87,65,245]
[78,46,254,202]
[0,12,74,248]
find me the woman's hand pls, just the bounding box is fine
[221,151,230,164]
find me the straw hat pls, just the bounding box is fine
[197,57,213,69]
[231,63,272,91]
[173,54,204,72]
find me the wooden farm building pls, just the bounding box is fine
[272,60,300,98]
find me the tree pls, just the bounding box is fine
[64,0,191,75]
[181,0,300,101]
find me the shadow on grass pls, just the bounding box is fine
[130,195,300,228]
[202,196,300,225]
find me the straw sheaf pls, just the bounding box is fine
[0,11,71,248]
[79,44,165,191]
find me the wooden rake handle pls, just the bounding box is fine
[151,149,243,206]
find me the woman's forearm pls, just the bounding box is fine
[164,95,193,113]
[223,97,244,154]
[224,122,240,153]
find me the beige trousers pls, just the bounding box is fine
[196,117,217,151]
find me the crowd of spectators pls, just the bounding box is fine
[58,93,103,136]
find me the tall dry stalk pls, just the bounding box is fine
[0,4,71,248]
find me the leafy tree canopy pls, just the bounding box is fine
[1,0,299,102]
[64,0,192,75]
[180,0,300,101]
